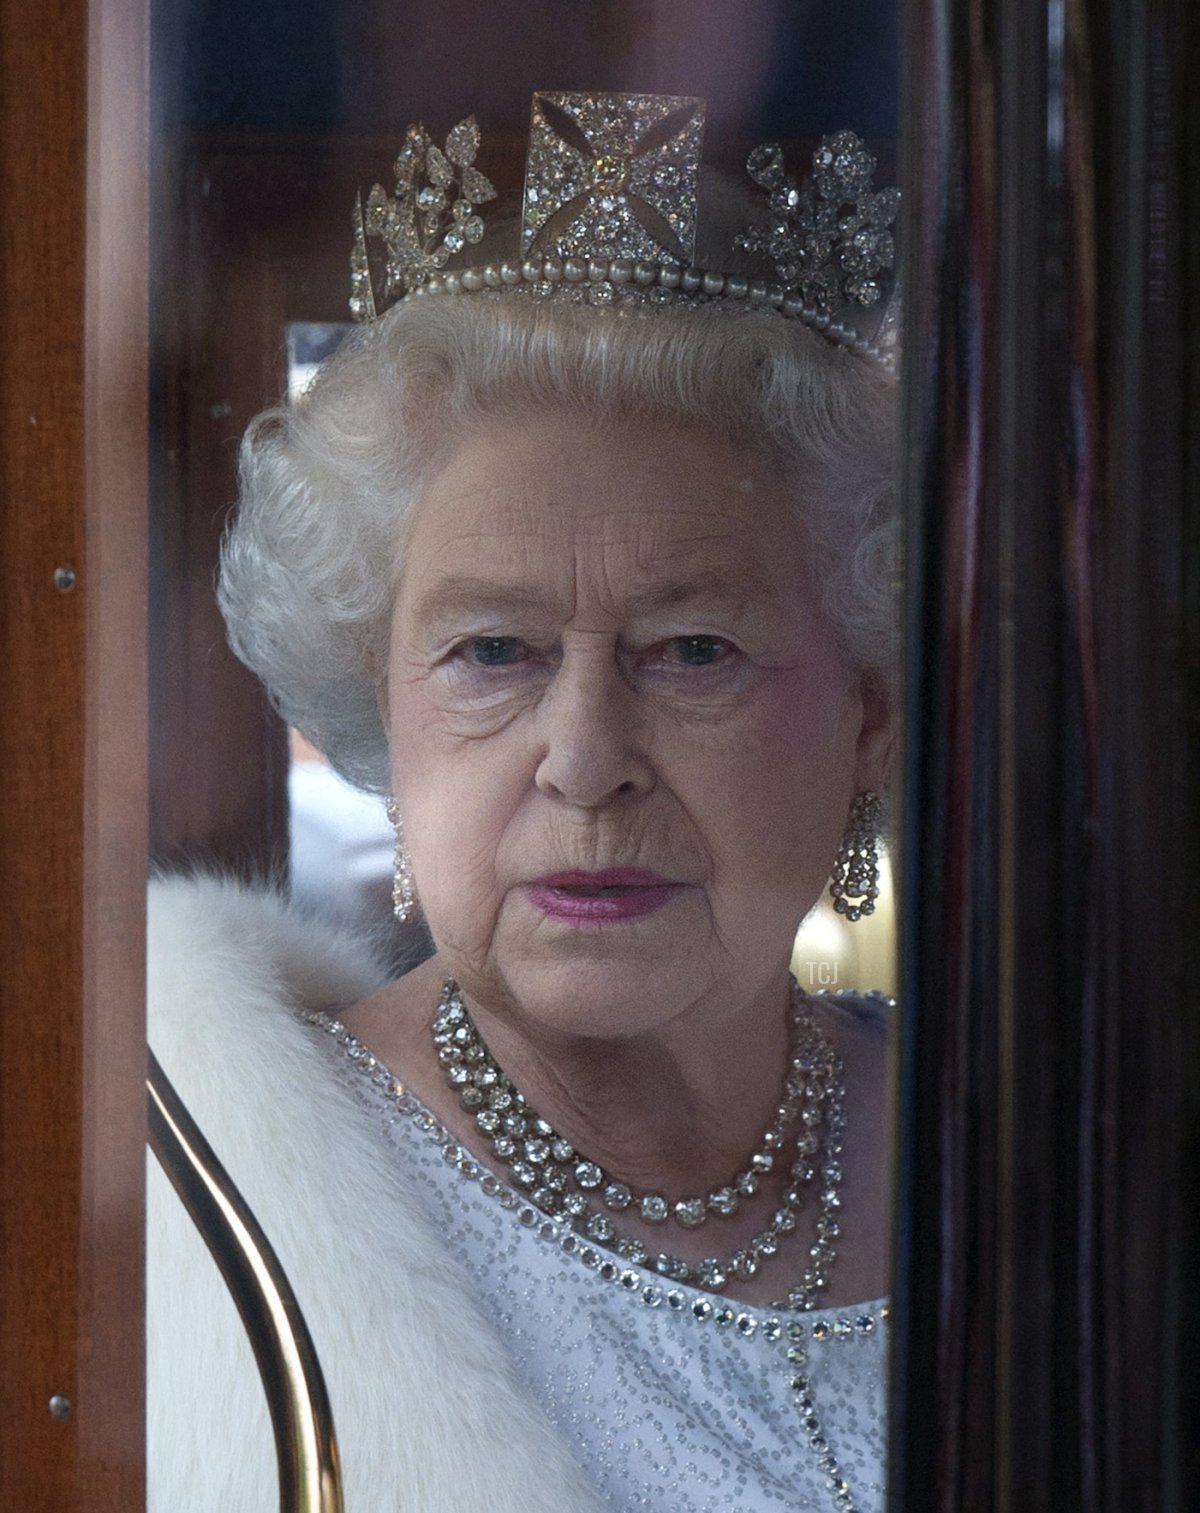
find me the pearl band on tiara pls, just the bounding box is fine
[350,91,900,367]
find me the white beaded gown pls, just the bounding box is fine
[313,1008,890,1513]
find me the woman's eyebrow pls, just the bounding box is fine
[407,577,557,627]
[407,567,765,628]
[625,567,762,614]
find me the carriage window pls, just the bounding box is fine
[149,3,901,1507]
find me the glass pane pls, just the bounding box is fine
[149,3,900,1507]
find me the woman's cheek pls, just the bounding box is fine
[410,784,509,940]
[698,668,852,870]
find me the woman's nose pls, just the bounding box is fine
[533,653,655,807]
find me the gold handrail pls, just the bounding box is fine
[147,1051,345,1513]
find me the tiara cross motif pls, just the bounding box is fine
[521,92,706,265]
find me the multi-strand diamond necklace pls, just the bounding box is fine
[433,974,846,1310]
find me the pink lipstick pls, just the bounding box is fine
[526,868,683,925]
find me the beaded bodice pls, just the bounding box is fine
[309,1008,890,1513]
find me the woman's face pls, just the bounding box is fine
[385,414,891,1035]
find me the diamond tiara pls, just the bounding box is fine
[350,92,900,365]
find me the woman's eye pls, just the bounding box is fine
[665,635,730,667]
[465,636,527,667]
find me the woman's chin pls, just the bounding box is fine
[494,948,711,1040]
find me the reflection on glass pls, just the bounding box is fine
[287,323,352,403]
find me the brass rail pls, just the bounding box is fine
[147,1051,345,1513]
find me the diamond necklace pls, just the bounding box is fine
[432,976,846,1307]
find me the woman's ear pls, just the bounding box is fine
[853,669,895,794]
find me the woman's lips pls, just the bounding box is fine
[526,869,684,924]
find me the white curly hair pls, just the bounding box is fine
[218,293,898,792]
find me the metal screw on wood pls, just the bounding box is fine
[53,566,76,592]
[48,1395,71,1420]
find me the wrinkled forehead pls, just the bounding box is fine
[396,414,808,605]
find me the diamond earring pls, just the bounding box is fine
[829,791,882,923]
[385,797,417,923]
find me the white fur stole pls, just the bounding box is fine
[147,874,607,1513]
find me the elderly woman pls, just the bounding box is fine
[148,97,899,1513]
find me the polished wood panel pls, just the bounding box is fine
[0,2,148,1508]
[79,0,150,1500]
[894,0,1200,1508]
[0,2,89,1502]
